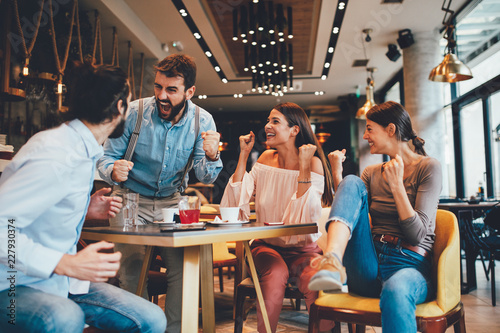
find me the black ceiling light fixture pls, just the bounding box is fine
[362,28,372,42]
[232,0,294,96]
[386,44,401,62]
[172,0,349,99]
[396,29,415,49]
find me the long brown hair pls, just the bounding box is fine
[273,102,334,206]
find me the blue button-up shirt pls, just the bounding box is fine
[0,120,102,297]
[97,97,223,197]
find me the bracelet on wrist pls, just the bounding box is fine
[297,179,312,184]
[207,150,220,161]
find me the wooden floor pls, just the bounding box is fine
[156,260,500,332]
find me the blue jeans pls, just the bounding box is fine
[0,283,166,333]
[327,175,434,333]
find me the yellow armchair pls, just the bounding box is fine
[308,209,465,333]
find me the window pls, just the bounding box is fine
[385,82,400,104]
[442,0,500,200]
[460,100,486,199]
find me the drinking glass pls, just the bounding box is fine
[178,196,200,224]
[123,192,139,227]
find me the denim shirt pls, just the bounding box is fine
[0,120,102,297]
[97,97,223,197]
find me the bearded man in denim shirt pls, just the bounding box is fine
[97,54,223,332]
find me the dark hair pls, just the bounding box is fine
[273,102,334,206]
[66,60,129,124]
[155,54,197,90]
[366,101,427,156]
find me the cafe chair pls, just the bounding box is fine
[462,203,500,306]
[308,209,465,333]
[212,242,237,292]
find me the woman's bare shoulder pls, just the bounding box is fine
[257,150,277,166]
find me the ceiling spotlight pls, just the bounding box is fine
[162,43,169,53]
[362,29,372,43]
[396,29,414,49]
[386,44,401,62]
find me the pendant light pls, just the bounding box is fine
[315,124,331,146]
[429,0,472,83]
[356,68,376,120]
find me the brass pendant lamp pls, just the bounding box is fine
[356,67,377,120]
[429,0,472,83]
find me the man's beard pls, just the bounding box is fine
[156,97,186,121]
[109,117,126,139]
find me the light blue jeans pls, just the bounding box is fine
[0,282,166,333]
[326,175,434,333]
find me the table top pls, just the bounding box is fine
[82,222,318,247]
[438,201,499,210]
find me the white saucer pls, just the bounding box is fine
[185,222,206,226]
[153,221,175,224]
[207,220,250,226]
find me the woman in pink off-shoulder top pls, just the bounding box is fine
[221,102,333,332]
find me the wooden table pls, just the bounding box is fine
[438,201,499,293]
[82,222,318,333]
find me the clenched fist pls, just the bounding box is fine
[239,131,255,155]
[201,130,221,160]
[328,149,346,174]
[298,144,317,167]
[112,160,134,183]
[382,154,404,189]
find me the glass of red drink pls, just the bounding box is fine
[178,196,200,224]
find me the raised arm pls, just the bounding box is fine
[192,114,223,184]
[233,131,255,183]
[328,149,346,192]
[297,144,322,199]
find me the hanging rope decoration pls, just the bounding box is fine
[110,27,119,66]
[138,52,144,99]
[127,41,136,100]
[92,10,103,65]
[48,0,77,111]
[13,0,45,76]
[74,1,83,62]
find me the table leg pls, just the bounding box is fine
[243,241,272,333]
[458,210,478,293]
[181,246,200,333]
[136,245,153,296]
[200,244,215,333]
[233,242,245,319]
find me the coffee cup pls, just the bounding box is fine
[162,208,178,223]
[220,207,240,223]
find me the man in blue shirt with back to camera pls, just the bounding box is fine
[97,53,223,332]
[0,61,166,333]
